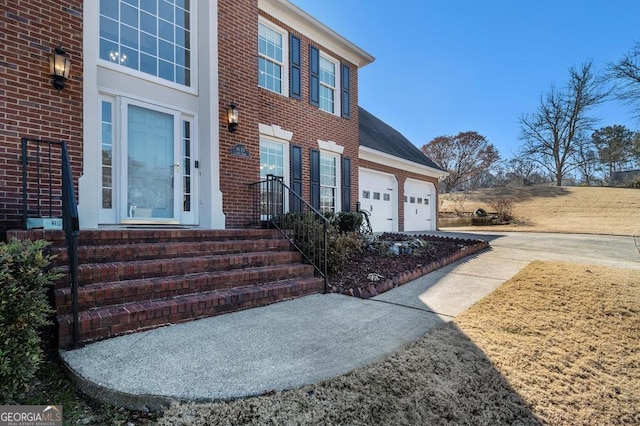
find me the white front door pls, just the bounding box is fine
[122,102,182,224]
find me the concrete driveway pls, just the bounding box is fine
[61,231,640,410]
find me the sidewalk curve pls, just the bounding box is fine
[61,231,640,410]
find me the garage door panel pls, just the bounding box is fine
[359,170,395,233]
[404,179,435,232]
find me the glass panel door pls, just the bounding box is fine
[126,105,177,221]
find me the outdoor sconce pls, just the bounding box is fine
[49,46,71,90]
[227,103,239,132]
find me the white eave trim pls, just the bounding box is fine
[359,146,449,179]
[258,0,375,68]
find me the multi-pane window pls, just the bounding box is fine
[182,120,192,212]
[319,56,336,113]
[101,100,114,209]
[260,140,285,179]
[99,0,192,86]
[320,154,337,213]
[258,21,284,94]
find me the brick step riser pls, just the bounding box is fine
[53,251,303,288]
[7,229,287,249]
[57,278,325,348]
[48,239,292,267]
[55,264,316,314]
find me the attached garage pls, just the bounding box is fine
[358,107,448,233]
[404,178,436,231]
[358,168,397,233]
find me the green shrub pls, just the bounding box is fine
[279,212,364,275]
[330,212,363,234]
[0,239,59,402]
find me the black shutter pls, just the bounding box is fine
[309,45,320,107]
[341,63,350,118]
[290,34,301,99]
[310,148,320,209]
[341,156,351,212]
[290,145,302,212]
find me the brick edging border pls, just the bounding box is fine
[337,237,490,299]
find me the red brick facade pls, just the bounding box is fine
[0,1,84,239]
[218,1,361,227]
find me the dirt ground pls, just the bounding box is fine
[439,186,640,236]
[158,261,640,425]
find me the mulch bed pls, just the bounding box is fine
[328,233,489,299]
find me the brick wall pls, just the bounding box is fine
[0,1,83,240]
[359,159,441,231]
[218,1,360,227]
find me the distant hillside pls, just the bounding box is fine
[439,186,640,236]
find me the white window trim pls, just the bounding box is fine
[258,16,289,97]
[97,0,198,95]
[319,150,341,213]
[98,95,117,224]
[319,51,340,116]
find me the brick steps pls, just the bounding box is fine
[55,263,315,314]
[55,250,302,287]
[49,238,291,265]
[6,228,323,348]
[57,277,324,346]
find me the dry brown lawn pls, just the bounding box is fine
[158,262,640,425]
[439,186,640,236]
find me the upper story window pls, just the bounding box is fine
[258,20,288,95]
[319,55,337,114]
[99,0,192,86]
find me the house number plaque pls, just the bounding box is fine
[231,144,250,158]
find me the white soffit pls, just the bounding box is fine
[258,0,375,67]
[359,146,449,179]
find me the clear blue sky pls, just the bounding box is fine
[290,0,640,159]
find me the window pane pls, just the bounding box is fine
[121,24,139,49]
[101,100,113,210]
[140,11,157,35]
[100,16,119,41]
[101,0,119,19]
[120,3,138,27]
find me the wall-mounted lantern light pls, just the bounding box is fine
[49,46,71,90]
[227,103,239,132]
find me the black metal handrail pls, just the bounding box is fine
[21,138,80,348]
[249,175,329,292]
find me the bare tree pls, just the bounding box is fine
[421,131,500,192]
[519,61,608,186]
[608,42,640,120]
[574,133,599,186]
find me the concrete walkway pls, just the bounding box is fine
[61,231,640,410]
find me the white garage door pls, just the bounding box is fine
[358,169,396,233]
[404,179,436,232]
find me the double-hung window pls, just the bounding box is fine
[258,20,288,95]
[99,0,192,86]
[320,153,338,213]
[319,55,337,114]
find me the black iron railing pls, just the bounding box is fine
[21,138,80,348]
[249,175,328,292]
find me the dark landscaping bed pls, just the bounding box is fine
[328,233,489,298]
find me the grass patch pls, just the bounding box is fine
[440,186,640,235]
[158,261,639,425]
